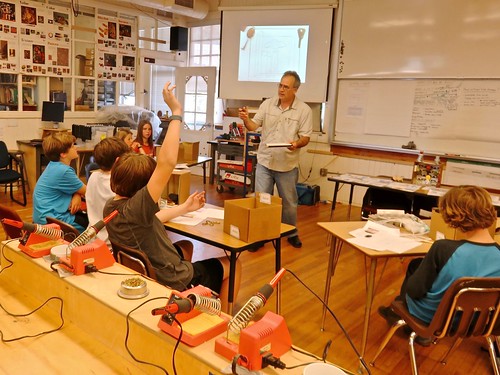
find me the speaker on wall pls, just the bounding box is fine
[170,26,188,51]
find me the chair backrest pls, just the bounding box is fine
[45,217,80,242]
[110,240,157,280]
[0,141,10,169]
[0,203,23,239]
[426,277,500,340]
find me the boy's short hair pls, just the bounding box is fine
[42,132,76,161]
[110,153,156,197]
[93,137,130,171]
[439,185,497,233]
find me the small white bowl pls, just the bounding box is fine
[50,244,69,261]
[117,278,149,299]
[303,363,346,375]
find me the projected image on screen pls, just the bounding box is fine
[238,25,308,83]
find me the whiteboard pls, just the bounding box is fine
[338,0,500,78]
[334,79,500,159]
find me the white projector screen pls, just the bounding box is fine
[219,8,334,103]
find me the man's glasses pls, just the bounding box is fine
[278,83,293,90]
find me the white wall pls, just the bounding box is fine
[0,114,97,150]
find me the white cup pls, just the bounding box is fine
[50,244,69,261]
[303,362,346,375]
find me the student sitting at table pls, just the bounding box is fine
[131,119,155,157]
[33,132,88,233]
[378,185,500,345]
[104,82,240,311]
[115,127,141,150]
[85,137,130,246]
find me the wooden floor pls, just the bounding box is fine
[0,177,495,375]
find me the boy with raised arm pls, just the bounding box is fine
[104,82,239,310]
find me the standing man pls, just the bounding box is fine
[238,71,312,248]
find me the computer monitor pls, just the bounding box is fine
[41,101,65,123]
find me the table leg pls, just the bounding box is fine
[321,236,343,330]
[209,143,216,185]
[348,185,355,220]
[360,258,378,357]
[275,238,282,315]
[329,182,340,221]
[226,251,237,316]
[202,161,206,184]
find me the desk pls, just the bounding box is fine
[328,173,442,221]
[2,240,321,374]
[17,140,44,190]
[183,155,212,184]
[164,210,295,315]
[74,144,95,178]
[317,221,431,359]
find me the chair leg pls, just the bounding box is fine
[409,332,419,375]
[439,337,463,365]
[10,177,27,206]
[486,336,500,375]
[370,319,407,366]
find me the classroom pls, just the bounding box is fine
[0,0,499,374]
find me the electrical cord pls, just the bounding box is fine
[0,239,17,275]
[125,296,182,375]
[285,268,372,375]
[0,296,64,342]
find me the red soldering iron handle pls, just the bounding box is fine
[103,210,118,224]
[269,268,286,289]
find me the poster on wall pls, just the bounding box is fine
[97,14,136,81]
[0,1,18,72]
[19,0,71,76]
[119,52,135,80]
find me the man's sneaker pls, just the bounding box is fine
[287,235,302,248]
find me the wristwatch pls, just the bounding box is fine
[169,115,183,122]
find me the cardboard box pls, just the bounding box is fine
[178,142,199,163]
[161,169,190,204]
[429,208,496,240]
[223,193,282,243]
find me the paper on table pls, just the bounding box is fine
[347,234,421,253]
[266,142,292,148]
[168,207,224,226]
[348,221,422,253]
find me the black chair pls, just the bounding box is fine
[370,277,500,375]
[46,216,80,242]
[0,141,27,206]
[0,203,24,239]
[110,240,157,280]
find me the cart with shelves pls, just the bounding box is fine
[215,132,259,196]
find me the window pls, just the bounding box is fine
[188,24,223,128]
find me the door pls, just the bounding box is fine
[175,66,217,157]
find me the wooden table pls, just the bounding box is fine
[74,144,95,177]
[183,155,212,184]
[317,221,431,359]
[1,240,329,374]
[164,209,295,315]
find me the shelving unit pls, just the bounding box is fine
[0,73,18,110]
[97,81,116,109]
[215,132,258,196]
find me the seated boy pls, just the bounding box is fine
[379,185,500,343]
[33,132,88,233]
[104,82,240,311]
[86,137,130,245]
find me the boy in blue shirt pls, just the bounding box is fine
[33,132,88,233]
